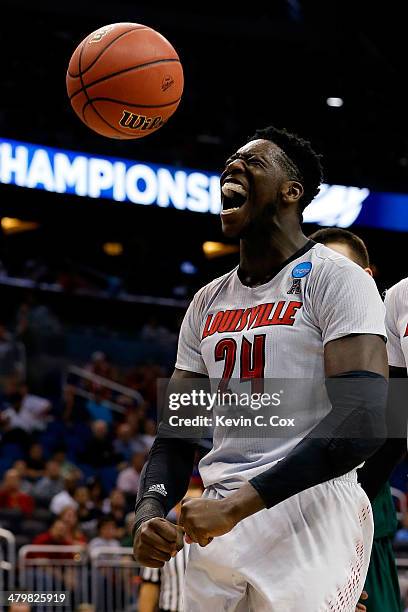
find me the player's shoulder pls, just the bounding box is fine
[385,277,408,297]
[190,268,237,311]
[384,277,408,306]
[309,242,368,279]
[310,242,363,271]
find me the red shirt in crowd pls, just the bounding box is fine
[0,489,34,514]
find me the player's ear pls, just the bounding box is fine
[281,181,304,205]
[365,267,374,277]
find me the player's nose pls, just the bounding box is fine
[221,158,246,184]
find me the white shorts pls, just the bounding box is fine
[183,470,373,612]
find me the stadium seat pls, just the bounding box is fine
[20,518,48,538]
[32,507,53,525]
[0,508,23,531]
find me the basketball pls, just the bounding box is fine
[66,23,184,139]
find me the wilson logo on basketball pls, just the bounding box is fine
[89,25,114,44]
[161,75,174,91]
[119,110,165,131]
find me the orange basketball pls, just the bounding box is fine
[66,23,184,139]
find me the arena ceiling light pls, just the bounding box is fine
[1,217,39,234]
[203,242,239,259]
[103,242,123,256]
[326,97,344,107]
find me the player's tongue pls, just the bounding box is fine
[221,182,248,211]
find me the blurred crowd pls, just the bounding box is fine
[0,306,177,555]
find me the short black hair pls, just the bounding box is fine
[309,227,369,268]
[97,514,116,531]
[247,126,324,215]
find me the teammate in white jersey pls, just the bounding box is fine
[385,278,408,370]
[134,126,388,611]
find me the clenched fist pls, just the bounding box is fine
[178,497,237,546]
[133,517,184,568]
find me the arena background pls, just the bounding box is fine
[1,1,408,610]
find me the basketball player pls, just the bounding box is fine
[309,227,402,612]
[133,126,388,611]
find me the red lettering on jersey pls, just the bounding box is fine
[202,310,224,338]
[252,302,274,328]
[404,323,408,338]
[201,300,303,339]
[202,314,214,339]
[218,310,237,333]
[225,309,244,332]
[248,304,267,329]
[279,301,302,325]
[235,308,251,332]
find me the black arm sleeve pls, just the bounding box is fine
[134,437,196,533]
[249,371,388,509]
[358,366,407,500]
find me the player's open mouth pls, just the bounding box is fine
[221,182,248,214]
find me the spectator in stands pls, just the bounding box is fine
[140,316,176,348]
[74,485,101,538]
[116,451,145,496]
[79,420,119,468]
[85,351,117,385]
[32,459,64,505]
[32,518,71,547]
[0,468,34,514]
[52,446,77,478]
[87,477,104,512]
[25,442,46,480]
[120,512,136,547]
[12,460,32,494]
[102,489,127,538]
[85,386,114,426]
[139,418,156,450]
[59,505,87,545]
[88,515,120,553]
[0,323,21,378]
[50,469,80,515]
[113,422,146,461]
[394,510,408,546]
[0,382,50,444]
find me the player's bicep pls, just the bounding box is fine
[324,334,388,378]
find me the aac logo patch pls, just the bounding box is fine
[291,261,312,278]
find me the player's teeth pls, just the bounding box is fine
[221,182,247,197]
[222,207,240,214]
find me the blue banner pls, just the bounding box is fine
[0,137,407,231]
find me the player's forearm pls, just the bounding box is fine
[222,482,266,523]
[134,436,196,533]
[248,371,388,509]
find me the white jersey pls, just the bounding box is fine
[384,277,408,368]
[175,242,386,491]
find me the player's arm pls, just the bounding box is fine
[358,286,408,499]
[357,364,407,500]
[133,367,206,566]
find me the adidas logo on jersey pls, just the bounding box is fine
[147,483,168,496]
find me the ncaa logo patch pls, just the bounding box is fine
[291,261,312,278]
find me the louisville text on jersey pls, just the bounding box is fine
[202,300,302,339]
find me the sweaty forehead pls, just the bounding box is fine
[237,139,282,159]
